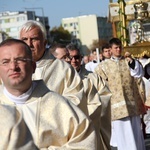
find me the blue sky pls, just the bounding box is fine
[0,0,116,28]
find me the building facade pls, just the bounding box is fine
[0,11,49,41]
[62,15,113,54]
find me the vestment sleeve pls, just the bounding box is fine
[144,61,150,79]
[87,72,112,150]
[38,96,97,150]
[94,63,108,81]
[130,59,144,78]
[0,105,37,150]
[63,67,88,115]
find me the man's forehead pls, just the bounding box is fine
[0,45,26,57]
[112,44,121,47]
[20,27,42,35]
[69,50,79,55]
[103,48,110,52]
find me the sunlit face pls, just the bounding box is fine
[99,54,103,60]
[83,56,89,64]
[20,27,47,61]
[92,51,97,60]
[102,48,111,59]
[110,44,122,58]
[55,47,71,64]
[68,50,82,71]
[0,43,35,92]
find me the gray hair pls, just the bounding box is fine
[19,20,47,40]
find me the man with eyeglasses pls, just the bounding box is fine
[66,43,83,73]
[0,38,97,149]
[66,43,112,150]
[50,43,110,150]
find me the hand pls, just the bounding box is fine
[124,52,133,63]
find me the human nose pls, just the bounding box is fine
[26,39,33,47]
[8,60,19,69]
[71,57,76,62]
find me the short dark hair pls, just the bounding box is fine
[102,43,110,52]
[66,43,78,50]
[50,43,66,56]
[91,49,97,53]
[0,38,32,59]
[109,38,122,47]
[66,43,81,54]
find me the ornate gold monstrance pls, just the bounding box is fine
[109,0,150,58]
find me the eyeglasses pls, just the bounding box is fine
[0,57,32,66]
[60,55,71,60]
[70,55,81,60]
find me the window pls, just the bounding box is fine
[64,23,67,27]
[10,18,16,23]
[5,19,10,23]
[6,28,10,32]
[17,16,25,22]
[1,19,5,23]
[10,27,18,32]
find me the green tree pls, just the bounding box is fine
[90,39,108,53]
[0,31,10,41]
[50,26,72,44]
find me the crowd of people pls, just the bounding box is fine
[0,20,150,150]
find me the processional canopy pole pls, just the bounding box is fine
[118,0,127,47]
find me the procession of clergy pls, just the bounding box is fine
[0,20,149,150]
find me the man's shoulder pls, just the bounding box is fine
[54,58,72,68]
[40,87,86,117]
[33,80,69,103]
[37,55,73,71]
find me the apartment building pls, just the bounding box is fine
[62,14,113,54]
[0,11,49,41]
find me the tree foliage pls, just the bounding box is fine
[90,39,108,53]
[50,26,72,44]
[0,31,10,41]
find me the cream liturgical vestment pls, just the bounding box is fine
[0,80,97,149]
[0,105,37,150]
[79,64,93,79]
[33,49,87,114]
[95,58,146,121]
[79,65,112,150]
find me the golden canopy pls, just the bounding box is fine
[108,0,150,58]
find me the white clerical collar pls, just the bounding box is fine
[3,82,37,105]
[111,56,123,62]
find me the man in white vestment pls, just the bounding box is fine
[19,20,87,115]
[144,58,150,80]
[0,39,97,149]
[95,38,146,150]
[52,43,111,150]
[139,56,150,138]
[85,49,99,72]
